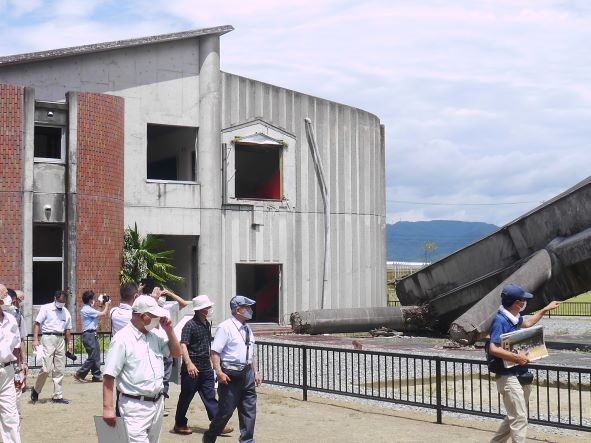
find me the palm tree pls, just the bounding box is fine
[120,223,183,285]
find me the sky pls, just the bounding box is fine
[1,0,589,227]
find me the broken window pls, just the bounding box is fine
[34,126,63,160]
[235,136,282,200]
[32,225,64,305]
[236,264,281,322]
[147,124,197,181]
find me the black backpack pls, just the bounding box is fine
[485,339,505,373]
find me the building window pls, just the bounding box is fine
[236,263,281,322]
[34,126,64,160]
[147,124,197,182]
[33,225,64,305]
[235,142,282,200]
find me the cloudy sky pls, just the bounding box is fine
[1,0,589,226]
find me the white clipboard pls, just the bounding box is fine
[94,416,129,443]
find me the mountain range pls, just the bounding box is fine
[387,220,498,262]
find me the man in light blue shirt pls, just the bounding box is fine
[74,290,111,383]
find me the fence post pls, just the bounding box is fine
[435,357,442,424]
[302,345,308,401]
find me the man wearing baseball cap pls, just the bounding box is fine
[173,295,233,435]
[488,283,560,443]
[102,295,181,442]
[203,295,263,443]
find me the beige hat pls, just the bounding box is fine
[132,295,169,317]
[192,294,214,311]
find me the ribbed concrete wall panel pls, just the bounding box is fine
[221,72,386,311]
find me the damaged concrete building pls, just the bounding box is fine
[0,26,386,328]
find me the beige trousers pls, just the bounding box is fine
[34,335,66,400]
[491,375,531,443]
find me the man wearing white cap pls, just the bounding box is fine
[203,295,262,443]
[102,295,181,442]
[173,295,233,435]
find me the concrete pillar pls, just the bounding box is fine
[66,91,78,323]
[197,35,223,311]
[22,87,35,317]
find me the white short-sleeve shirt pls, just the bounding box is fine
[211,316,255,365]
[35,301,72,333]
[0,312,20,364]
[104,322,170,397]
[109,303,133,335]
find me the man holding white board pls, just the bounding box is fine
[487,283,560,443]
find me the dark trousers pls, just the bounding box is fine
[163,356,173,397]
[174,368,218,427]
[203,368,257,443]
[77,331,101,378]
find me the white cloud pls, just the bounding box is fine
[0,0,589,226]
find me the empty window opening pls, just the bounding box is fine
[33,225,64,305]
[235,144,281,200]
[147,124,197,181]
[34,126,63,159]
[236,264,280,322]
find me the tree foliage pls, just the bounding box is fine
[120,223,183,285]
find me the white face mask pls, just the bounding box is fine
[519,301,527,312]
[55,301,65,309]
[2,295,12,307]
[242,306,253,321]
[157,296,166,307]
[206,308,214,319]
[144,315,160,331]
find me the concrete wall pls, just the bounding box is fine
[220,73,387,319]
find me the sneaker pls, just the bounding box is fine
[52,398,70,404]
[30,388,39,403]
[74,373,88,383]
[219,425,233,435]
[172,425,193,435]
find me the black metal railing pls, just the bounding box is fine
[256,341,591,432]
[386,299,591,317]
[23,332,112,369]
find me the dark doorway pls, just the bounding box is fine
[235,264,280,322]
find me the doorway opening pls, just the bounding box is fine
[235,264,280,322]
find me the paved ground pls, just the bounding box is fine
[19,375,588,442]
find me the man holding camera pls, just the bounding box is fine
[31,290,73,404]
[488,283,560,443]
[74,290,112,383]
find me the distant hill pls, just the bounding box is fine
[387,220,498,262]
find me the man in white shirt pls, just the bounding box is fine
[6,289,28,418]
[0,284,23,443]
[31,290,73,404]
[203,296,262,443]
[102,295,181,443]
[110,283,138,336]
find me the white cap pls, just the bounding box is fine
[192,294,214,311]
[132,295,169,317]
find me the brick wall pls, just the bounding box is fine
[75,92,124,329]
[0,84,23,288]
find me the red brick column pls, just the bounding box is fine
[75,92,124,328]
[0,84,24,288]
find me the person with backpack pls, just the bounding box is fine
[487,283,560,443]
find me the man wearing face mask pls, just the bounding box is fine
[102,295,181,442]
[173,295,233,435]
[74,290,112,383]
[6,289,28,418]
[31,290,73,404]
[203,296,262,443]
[488,283,560,443]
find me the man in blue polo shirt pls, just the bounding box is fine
[488,283,560,443]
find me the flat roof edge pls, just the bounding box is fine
[0,26,234,67]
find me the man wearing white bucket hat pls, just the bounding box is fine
[102,295,181,442]
[173,295,233,436]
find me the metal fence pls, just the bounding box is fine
[256,340,591,432]
[23,332,112,369]
[386,300,591,317]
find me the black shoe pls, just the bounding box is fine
[52,398,70,404]
[30,388,39,403]
[91,377,103,382]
